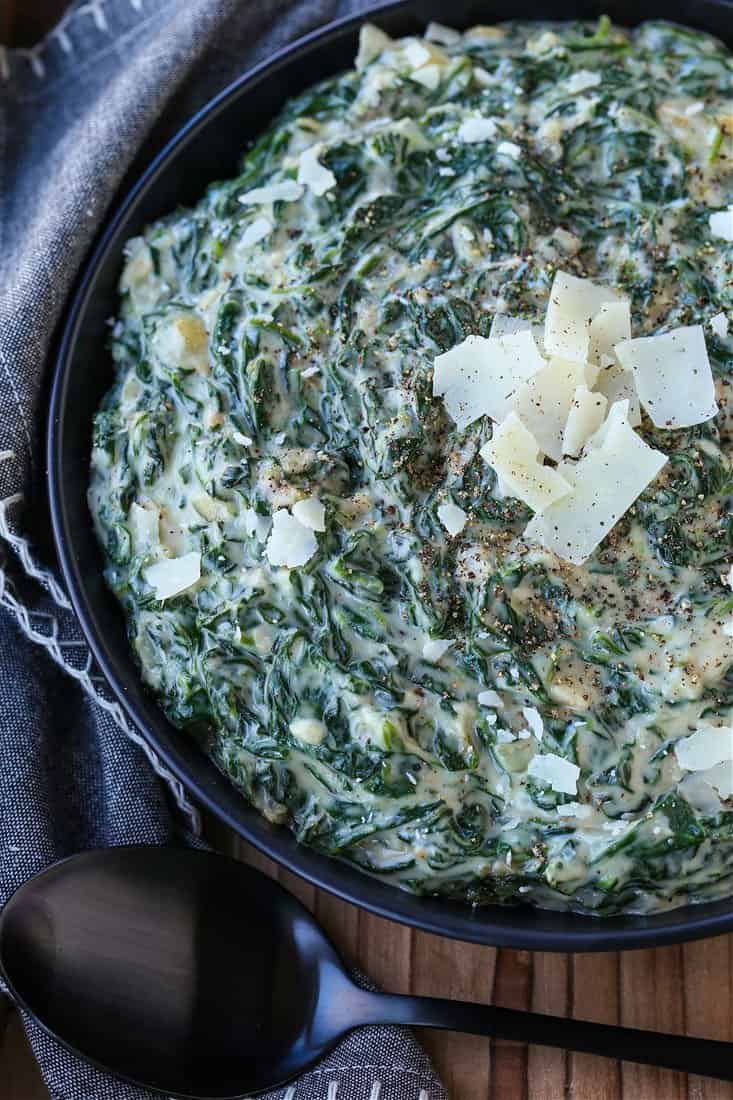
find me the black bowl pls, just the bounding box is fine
[49,0,733,951]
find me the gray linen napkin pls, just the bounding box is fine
[0,3,449,1097]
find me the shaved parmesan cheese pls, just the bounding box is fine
[527,752,580,795]
[562,386,608,456]
[497,140,521,159]
[522,707,544,739]
[512,357,588,461]
[240,216,272,247]
[557,801,592,819]
[433,330,545,430]
[244,507,270,542]
[129,501,160,549]
[437,500,468,536]
[292,497,326,532]
[489,314,530,339]
[478,690,503,708]
[265,509,318,568]
[594,359,640,426]
[422,638,454,662]
[675,724,733,772]
[710,312,729,339]
[290,717,327,745]
[355,23,392,69]
[702,762,733,800]
[480,413,573,513]
[151,313,209,372]
[412,64,442,90]
[297,145,337,196]
[238,179,303,206]
[403,40,431,68]
[709,204,733,242]
[544,270,621,363]
[565,69,601,93]
[524,401,667,564]
[458,115,498,142]
[615,325,718,428]
[588,301,631,365]
[425,21,461,44]
[144,552,201,601]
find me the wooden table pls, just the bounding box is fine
[2,3,733,1098]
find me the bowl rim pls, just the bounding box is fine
[47,0,733,952]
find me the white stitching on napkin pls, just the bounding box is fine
[0,492,72,610]
[327,1083,339,1100]
[369,1081,382,1100]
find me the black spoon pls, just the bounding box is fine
[1,847,731,1098]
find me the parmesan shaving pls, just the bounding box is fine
[594,359,641,426]
[433,330,545,430]
[422,638,454,662]
[674,724,733,772]
[588,301,631,365]
[480,412,573,513]
[544,270,621,363]
[512,356,589,461]
[144,552,201,601]
[709,204,733,242]
[478,690,503,708]
[238,179,304,206]
[240,216,272,247]
[297,145,337,196]
[524,401,667,564]
[437,500,468,536]
[292,497,326,532]
[265,509,318,568]
[527,752,580,795]
[425,21,461,45]
[355,23,393,69]
[615,325,718,428]
[710,312,729,339]
[562,385,608,457]
[457,115,498,143]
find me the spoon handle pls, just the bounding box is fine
[360,991,733,1082]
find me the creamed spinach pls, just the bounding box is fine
[90,18,733,915]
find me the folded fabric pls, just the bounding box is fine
[0,2,447,1096]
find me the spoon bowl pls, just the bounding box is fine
[3,846,733,1097]
[0,848,364,1097]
